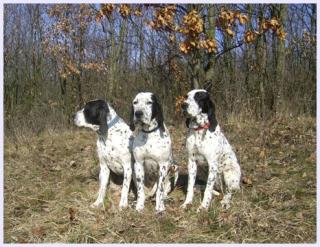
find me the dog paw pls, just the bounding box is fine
[135,205,144,212]
[180,203,192,210]
[155,204,165,213]
[220,196,231,210]
[155,209,166,217]
[90,201,103,209]
[221,201,231,210]
[119,204,128,211]
[180,203,187,209]
[119,199,128,209]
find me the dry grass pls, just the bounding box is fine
[4,117,316,243]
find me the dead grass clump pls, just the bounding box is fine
[4,117,316,243]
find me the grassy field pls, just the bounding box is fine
[4,117,316,243]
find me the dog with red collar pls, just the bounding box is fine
[180,89,241,211]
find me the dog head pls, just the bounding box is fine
[181,89,217,132]
[130,92,164,132]
[74,99,109,136]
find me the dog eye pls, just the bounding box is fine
[146,101,152,105]
[133,101,138,105]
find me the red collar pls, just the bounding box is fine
[193,123,210,131]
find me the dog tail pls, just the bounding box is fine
[168,160,179,192]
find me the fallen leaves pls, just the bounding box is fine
[31,226,46,238]
[69,160,76,167]
[69,207,76,222]
[307,152,316,162]
[259,149,266,159]
[242,176,253,186]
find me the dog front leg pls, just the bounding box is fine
[156,162,170,212]
[181,157,197,209]
[198,159,218,212]
[119,164,132,209]
[91,161,110,208]
[134,161,145,211]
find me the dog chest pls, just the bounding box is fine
[133,133,171,161]
[97,139,131,175]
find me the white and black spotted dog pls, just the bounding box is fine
[130,92,178,213]
[180,89,241,211]
[74,99,133,209]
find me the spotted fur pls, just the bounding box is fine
[130,92,178,213]
[74,99,133,209]
[181,89,241,211]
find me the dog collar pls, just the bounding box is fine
[192,123,210,131]
[141,125,160,133]
[107,115,120,128]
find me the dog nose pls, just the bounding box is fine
[181,103,188,110]
[135,111,143,118]
[72,113,76,119]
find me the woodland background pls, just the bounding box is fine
[4,4,316,135]
[3,4,317,243]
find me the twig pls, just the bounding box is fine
[215,41,245,59]
[16,195,53,204]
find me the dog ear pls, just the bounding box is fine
[129,105,135,131]
[151,94,165,131]
[196,91,217,132]
[185,118,190,128]
[206,100,217,132]
[97,103,109,137]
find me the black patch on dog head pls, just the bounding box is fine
[83,99,109,136]
[151,94,165,132]
[129,105,135,131]
[185,118,191,128]
[194,91,217,132]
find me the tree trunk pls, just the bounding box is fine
[204,5,216,86]
[256,8,268,119]
[275,4,287,115]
